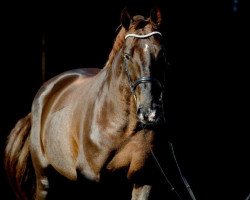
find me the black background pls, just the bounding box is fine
[0,0,248,200]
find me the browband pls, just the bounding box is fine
[125,31,162,39]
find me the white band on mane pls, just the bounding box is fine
[125,31,162,39]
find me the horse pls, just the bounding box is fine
[4,7,168,200]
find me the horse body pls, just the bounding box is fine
[31,65,152,177]
[5,7,166,200]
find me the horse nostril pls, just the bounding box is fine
[137,107,145,121]
[148,110,156,122]
[137,107,142,115]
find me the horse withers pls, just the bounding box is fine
[5,7,168,200]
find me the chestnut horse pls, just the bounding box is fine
[5,7,168,200]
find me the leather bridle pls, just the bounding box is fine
[123,31,198,200]
[122,31,163,101]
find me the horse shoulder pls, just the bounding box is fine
[30,68,100,180]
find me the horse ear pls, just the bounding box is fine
[121,7,131,30]
[150,7,162,26]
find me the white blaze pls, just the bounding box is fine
[144,44,149,52]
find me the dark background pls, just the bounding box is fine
[0,0,248,199]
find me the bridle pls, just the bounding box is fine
[122,31,163,101]
[123,31,197,200]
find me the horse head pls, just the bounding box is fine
[121,7,166,126]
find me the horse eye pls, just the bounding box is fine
[157,50,164,58]
[124,54,130,60]
[157,51,166,62]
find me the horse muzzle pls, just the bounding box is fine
[137,104,162,125]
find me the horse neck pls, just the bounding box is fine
[98,51,137,131]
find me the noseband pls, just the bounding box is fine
[123,31,163,98]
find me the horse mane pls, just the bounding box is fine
[104,26,126,68]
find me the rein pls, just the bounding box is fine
[150,140,197,200]
[124,31,197,200]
